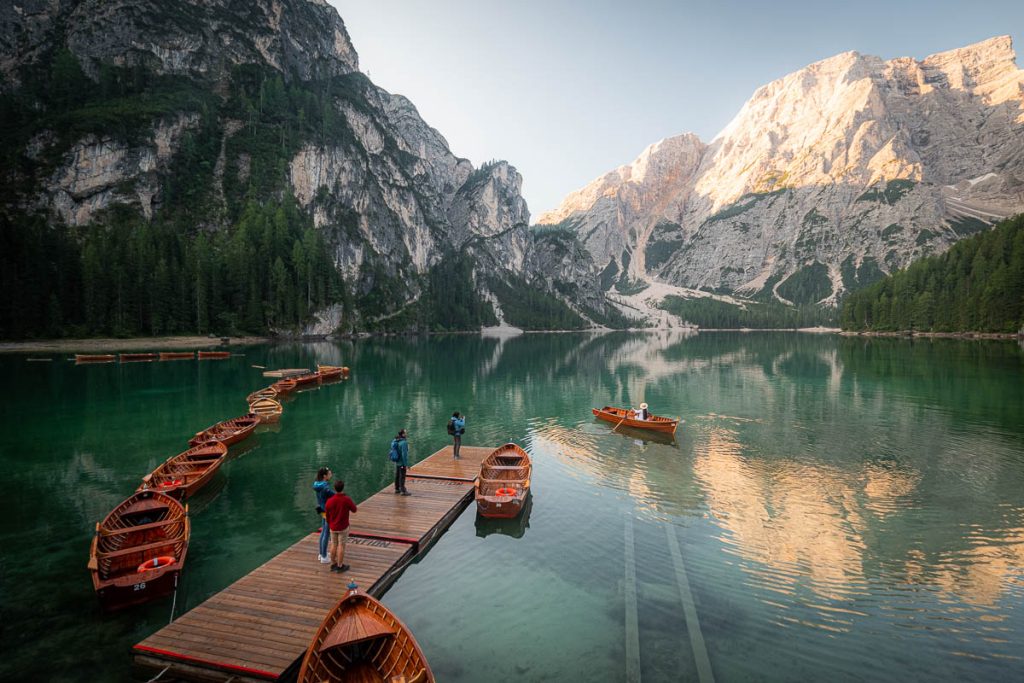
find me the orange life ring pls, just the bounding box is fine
[495,487,516,497]
[158,479,183,488]
[137,556,176,573]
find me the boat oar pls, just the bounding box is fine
[612,414,628,432]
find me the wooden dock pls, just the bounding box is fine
[133,445,493,682]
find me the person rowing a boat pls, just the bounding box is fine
[633,402,650,421]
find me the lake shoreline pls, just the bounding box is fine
[0,335,270,354]
[4,326,1020,354]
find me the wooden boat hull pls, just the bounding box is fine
[158,352,194,361]
[248,397,283,424]
[138,441,228,499]
[197,351,231,359]
[246,387,278,404]
[271,378,298,395]
[75,354,116,363]
[298,585,434,683]
[188,415,259,448]
[89,490,189,611]
[316,364,349,381]
[475,443,532,519]
[293,372,321,388]
[120,353,158,362]
[592,406,679,434]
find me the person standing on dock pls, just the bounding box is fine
[313,467,334,564]
[449,411,466,459]
[325,479,357,573]
[392,429,410,496]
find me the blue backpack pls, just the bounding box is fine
[388,439,400,463]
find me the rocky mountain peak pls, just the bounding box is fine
[541,36,1024,313]
[1,0,359,87]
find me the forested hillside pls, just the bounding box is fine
[840,215,1024,333]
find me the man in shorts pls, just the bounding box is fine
[324,479,358,573]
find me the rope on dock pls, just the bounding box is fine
[144,666,170,683]
[666,525,715,683]
[168,573,179,625]
[624,516,641,683]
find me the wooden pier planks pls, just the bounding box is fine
[133,444,493,682]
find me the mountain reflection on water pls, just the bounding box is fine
[2,331,1023,682]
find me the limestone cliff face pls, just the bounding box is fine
[1,0,358,88]
[3,0,615,328]
[540,36,1024,305]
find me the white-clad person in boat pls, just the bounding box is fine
[633,402,650,420]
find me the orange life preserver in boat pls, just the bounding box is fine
[495,487,516,497]
[158,479,183,488]
[137,556,175,573]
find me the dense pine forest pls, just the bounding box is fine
[0,49,583,339]
[840,215,1024,333]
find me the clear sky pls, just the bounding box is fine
[330,0,1022,218]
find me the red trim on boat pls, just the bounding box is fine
[132,645,278,680]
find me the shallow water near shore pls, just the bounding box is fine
[2,332,1024,681]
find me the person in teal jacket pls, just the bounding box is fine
[391,429,410,496]
[312,466,334,564]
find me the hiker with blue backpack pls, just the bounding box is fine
[448,411,466,459]
[389,429,410,496]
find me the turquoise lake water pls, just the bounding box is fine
[1,332,1023,681]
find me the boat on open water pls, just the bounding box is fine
[475,443,532,519]
[298,582,434,683]
[138,441,228,499]
[119,352,158,362]
[188,415,259,448]
[592,406,679,434]
[88,490,189,611]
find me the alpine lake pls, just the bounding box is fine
[2,331,1024,682]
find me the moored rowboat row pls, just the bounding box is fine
[87,358,350,614]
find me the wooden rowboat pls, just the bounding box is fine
[293,371,322,388]
[248,397,283,423]
[188,415,259,448]
[246,386,278,404]
[316,364,350,381]
[119,352,158,362]
[592,406,679,434]
[75,354,116,363]
[159,351,194,361]
[197,350,231,359]
[475,443,532,519]
[271,377,298,395]
[298,582,434,683]
[88,490,189,611]
[138,441,228,499]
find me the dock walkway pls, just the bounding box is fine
[133,445,492,682]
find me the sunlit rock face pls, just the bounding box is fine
[540,36,1024,305]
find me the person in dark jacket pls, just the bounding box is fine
[449,411,466,459]
[392,429,410,496]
